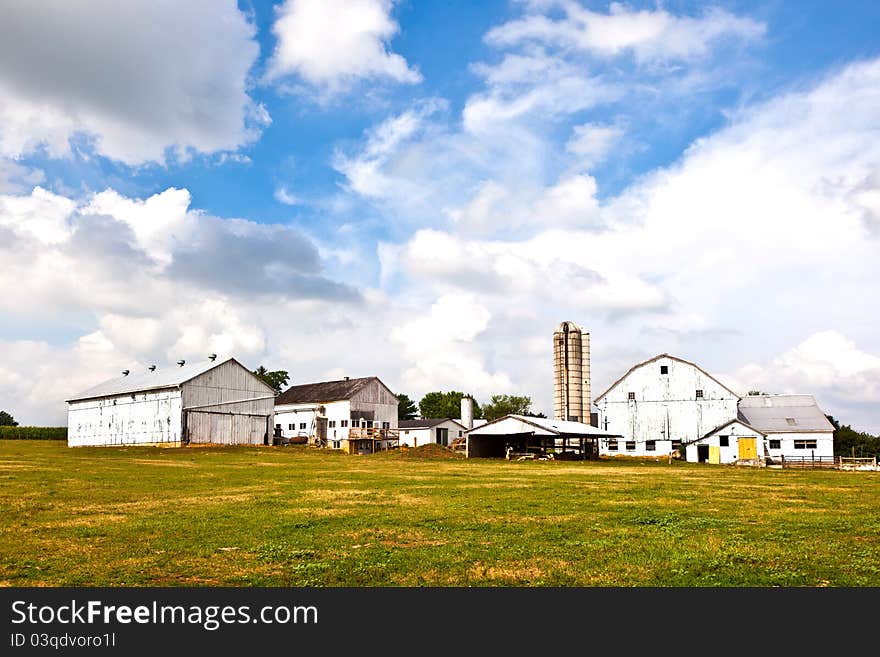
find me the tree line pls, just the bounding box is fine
[394,391,546,422]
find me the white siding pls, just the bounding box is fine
[275,400,351,446]
[687,421,763,464]
[399,420,465,447]
[597,356,739,457]
[764,430,834,461]
[67,388,183,447]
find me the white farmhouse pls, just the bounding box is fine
[737,394,835,462]
[274,376,398,454]
[594,354,740,457]
[398,418,467,447]
[66,357,276,447]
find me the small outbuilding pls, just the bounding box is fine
[66,357,276,447]
[689,419,767,464]
[466,415,622,460]
[737,394,835,462]
[399,418,467,447]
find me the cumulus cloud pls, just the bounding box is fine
[265,0,420,94]
[566,122,625,168]
[486,1,765,63]
[0,1,266,164]
[0,159,45,194]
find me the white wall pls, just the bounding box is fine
[597,356,739,457]
[399,420,465,447]
[275,400,352,445]
[763,431,834,461]
[68,388,182,447]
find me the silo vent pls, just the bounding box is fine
[209,354,217,361]
[177,360,186,367]
[122,369,130,376]
[148,365,156,372]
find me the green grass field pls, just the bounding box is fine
[2,440,879,587]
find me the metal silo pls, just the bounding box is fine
[553,321,591,423]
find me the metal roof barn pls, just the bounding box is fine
[66,357,276,447]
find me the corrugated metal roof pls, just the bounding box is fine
[275,376,389,405]
[399,418,465,429]
[737,395,835,433]
[468,414,620,437]
[67,358,236,402]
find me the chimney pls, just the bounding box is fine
[177,360,186,367]
[122,369,130,377]
[460,396,474,430]
[344,376,350,381]
[209,354,217,361]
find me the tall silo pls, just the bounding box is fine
[553,321,591,423]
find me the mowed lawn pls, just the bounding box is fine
[1,440,879,587]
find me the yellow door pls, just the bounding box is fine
[709,446,721,464]
[738,437,757,459]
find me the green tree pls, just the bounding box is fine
[396,393,419,420]
[252,366,289,394]
[418,391,482,420]
[828,415,880,457]
[482,395,535,421]
[0,411,18,426]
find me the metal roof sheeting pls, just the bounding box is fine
[467,414,621,437]
[275,377,387,405]
[67,358,235,402]
[737,395,835,433]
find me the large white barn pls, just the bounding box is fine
[274,376,398,454]
[66,357,276,447]
[594,354,740,458]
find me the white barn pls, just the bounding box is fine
[594,354,740,457]
[688,418,767,464]
[274,376,398,454]
[737,394,835,462]
[66,357,276,447]
[398,418,467,447]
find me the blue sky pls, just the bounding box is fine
[1,1,879,431]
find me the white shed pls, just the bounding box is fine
[66,357,276,447]
[398,418,467,447]
[465,415,621,459]
[689,419,767,464]
[594,354,740,457]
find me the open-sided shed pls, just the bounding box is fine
[466,415,622,460]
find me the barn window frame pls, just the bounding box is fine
[794,439,818,450]
[607,439,618,451]
[645,440,656,451]
[695,389,704,398]
[719,435,729,447]
[627,392,636,401]
[660,365,668,374]
[341,420,349,428]
[299,422,307,430]
[769,439,781,449]
[625,441,636,451]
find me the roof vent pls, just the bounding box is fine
[209,354,217,361]
[177,360,186,367]
[122,369,130,376]
[344,376,350,381]
[148,365,156,372]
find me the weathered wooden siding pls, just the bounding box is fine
[185,411,269,445]
[181,359,275,416]
[67,389,182,447]
[350,379,398,430]
[597,356,738,456]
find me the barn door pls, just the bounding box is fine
[738,437,757,460]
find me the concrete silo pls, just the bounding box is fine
[553,321,591,424]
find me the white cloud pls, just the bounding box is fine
[566,122,625,168]
[486,1,765,63]
[0,1,265,164]
[274,187,301,206]
[265,0,420,94]
[0,159,45,194]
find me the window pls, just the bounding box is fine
[608,440,618,451]
[382,421,390,429]
[660,365,668,375]
[332,440,340,449]
[794,439,818,450]
[719,435,729,447]
[299,422,306,430]
[275,424,281,430]
[628,392,636,401]
[288,423,295,430]
[341,420,348,428]
[626,441,636,451]
[785,418,797,426]
[696,389,704,398]
[458,430,463,437]
[329,420,336,428]
[646,440,656,451]
[769,439,781,449]
[671,440,681,450]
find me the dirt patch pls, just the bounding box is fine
[468,562,545,582]
[395,444,465,460]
